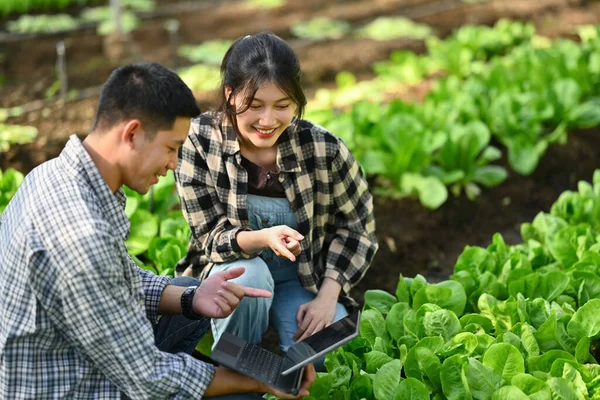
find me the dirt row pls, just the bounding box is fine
[2,0,599,110]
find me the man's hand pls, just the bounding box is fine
[262,226,303,262]
[192,267,272,319]
[260,363,316,399]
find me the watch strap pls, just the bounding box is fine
[181,286,205,320]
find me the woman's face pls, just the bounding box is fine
[228,81,297,150]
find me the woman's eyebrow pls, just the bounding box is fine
[252,96,291,103]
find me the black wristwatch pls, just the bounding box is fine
[181,286,205,320]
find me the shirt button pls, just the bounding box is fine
[289,204,295,210]
[262,219,269,224]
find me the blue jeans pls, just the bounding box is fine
[157,276,263,400]
[209,195,348,370]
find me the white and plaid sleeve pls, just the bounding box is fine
[176,119,251,262]
[39,225,214,399]
[326,140,379,294]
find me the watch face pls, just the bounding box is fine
[182,286,203,320]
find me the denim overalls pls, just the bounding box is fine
[209,194,347,357]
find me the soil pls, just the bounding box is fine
[350,127,600,304]
[2,0,600,302]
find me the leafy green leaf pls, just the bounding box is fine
[364,290,397,314]
[361,309,387,347]
[482,343,525,383]
[373,360,402,400]
[465,358,504,400]
[441,355,471,400]
[491,385,529,400]
[393,377,430,400]
[567,298,600,341]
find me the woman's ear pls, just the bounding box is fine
[224,87,234,106]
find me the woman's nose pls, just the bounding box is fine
[259,108,276,126]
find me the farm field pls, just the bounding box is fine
[2,0,600,398]
[2,0,600,301]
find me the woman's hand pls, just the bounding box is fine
[293,295,337,342]
[294,278,342,342]
[262,225,303,262]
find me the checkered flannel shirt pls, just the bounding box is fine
[176,113,378,301]
[0,135,214,399]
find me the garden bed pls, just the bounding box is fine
[2,0,599,108]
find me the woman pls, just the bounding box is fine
[175,32,377,368]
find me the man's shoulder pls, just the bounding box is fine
[22,161,111,236]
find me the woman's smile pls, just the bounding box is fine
[254,126,278,138]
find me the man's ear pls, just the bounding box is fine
[121,119,143,148]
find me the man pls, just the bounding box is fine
[0,62,314,399]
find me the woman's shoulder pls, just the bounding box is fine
[190,111,223,136]
[295,118,348,159]
[296,118,341,147]
[189,112,225,146]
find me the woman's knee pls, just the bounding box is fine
[211,257,274,292]
[170,276,201,287]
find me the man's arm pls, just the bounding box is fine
[158,267,272,317]
[43,229,214,399]
[204,368,261,396]
[206,366,315,398]
[158,284,186,314]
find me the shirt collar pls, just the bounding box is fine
[219,115,301,173]
[59,135,130,240]
[220,116,241,156]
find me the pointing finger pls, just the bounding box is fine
[216,289,239,307]
[222,281,272,299]
[283,227,303,241]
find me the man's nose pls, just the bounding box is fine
[167,152,178,170]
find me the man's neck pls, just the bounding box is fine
[82,133,122,193]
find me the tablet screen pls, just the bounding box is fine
[280,311,360,375]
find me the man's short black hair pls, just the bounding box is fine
[91,62,200,137]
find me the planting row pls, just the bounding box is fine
[3,22,600,211]
[307,22,600,209]
[0,0,103,17]
[283,170,600,399]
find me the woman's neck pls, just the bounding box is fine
[240,144,278,170]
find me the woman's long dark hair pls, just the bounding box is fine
[217,32,307,133]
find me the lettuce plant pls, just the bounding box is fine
[0,168,24,214]
[125,171,189,276]
[285,172,600,400]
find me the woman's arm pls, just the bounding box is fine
[175,118,252,262]
[326,139,379,294]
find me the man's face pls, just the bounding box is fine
[125,116,190,195]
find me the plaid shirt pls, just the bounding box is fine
[0,136,214,399]
[176,113,378,300]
